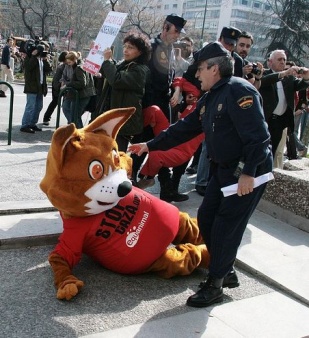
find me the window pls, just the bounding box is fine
[186,1,195,8]
[164,4,169,9]
[173,4,177,8]
[253,2,260,9]
[241,0,248,5]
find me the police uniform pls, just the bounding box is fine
[147,14,187,120]
[147,41,273,307]
[220,26,244,78]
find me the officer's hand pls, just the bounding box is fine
[128,143,149,156]
[237,174,254,196]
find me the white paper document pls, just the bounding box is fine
[221,172,274,197]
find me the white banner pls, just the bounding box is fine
[83,11,128,74]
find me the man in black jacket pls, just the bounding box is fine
[0,37,14,97]
[20,44,52,133]
[259,50,309,156]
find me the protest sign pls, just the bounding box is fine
[83,11,128,74]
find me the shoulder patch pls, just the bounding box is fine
[199,105,205,115]
[237,96,253,109]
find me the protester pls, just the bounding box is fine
[61,51,96,128]
[92,31,151,152]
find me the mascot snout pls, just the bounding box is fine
[118,181,132,197]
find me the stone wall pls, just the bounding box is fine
[258,158,309,232]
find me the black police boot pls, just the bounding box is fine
[160,183,189,202]
[171,175,189,202]
[187,275,224,308]
[164,191,189,202]
[198,269,239,289]
[222,269,240,288]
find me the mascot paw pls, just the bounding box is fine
[57,276,84,300]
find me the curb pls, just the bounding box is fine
[235,259,309,308]
[0,233,59,250]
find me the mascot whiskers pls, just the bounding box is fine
[40,107,209,300]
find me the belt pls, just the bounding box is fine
[210,158,240,169]
[271,113,285,119]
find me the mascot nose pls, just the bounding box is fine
[117,181,132,197]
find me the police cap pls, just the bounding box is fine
[198,42,230,62]
[166,14,187,33]
[220,26,241,46]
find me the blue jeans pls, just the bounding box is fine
[62,96,90,128]
[195,140,210,187]
[62,97,73,124]
[21,93,43,128]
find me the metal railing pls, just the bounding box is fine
[0,81,14,145]
[56,87,79,129]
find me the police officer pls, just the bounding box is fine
[129,42,273,308]
[218,26,244,78]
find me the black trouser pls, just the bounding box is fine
[43,88,58,122]
[197,154,272,279]
[152,91,171,122]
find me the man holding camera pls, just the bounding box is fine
[259,49,309,157]
[20,43,52,133]
[235,31,263,89]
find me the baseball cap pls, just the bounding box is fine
[220,26,241,46]
[166,14,187,33]
[198,42,230,62]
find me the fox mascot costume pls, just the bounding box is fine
[40,108,209,300]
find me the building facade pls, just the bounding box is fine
[148,0,280,62]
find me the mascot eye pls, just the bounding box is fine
[89,161,104,180]
[112,149,120,166]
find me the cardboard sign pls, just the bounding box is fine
[83,11,128,74]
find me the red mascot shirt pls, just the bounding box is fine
[52,188,179,274]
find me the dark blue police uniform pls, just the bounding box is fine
[147,75,273,278]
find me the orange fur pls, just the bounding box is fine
[40,108,209,300]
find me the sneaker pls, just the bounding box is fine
[43,121,50,126]
[186,165,198,174]
[31,125,42,131]
[20,127,35,134]
[136,178,155,190]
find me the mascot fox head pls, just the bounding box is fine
[40,108,135,218]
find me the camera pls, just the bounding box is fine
[298,68,304,74]
[173,41,188,49]
[24,38,51,57]
[251,63,261,76]
[173,41,191,59]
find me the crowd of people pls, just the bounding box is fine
[1,14,309,309]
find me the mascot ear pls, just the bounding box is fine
[84,107,136,139]
[50,123,78,169]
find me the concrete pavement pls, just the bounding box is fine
[0,84,309,337]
